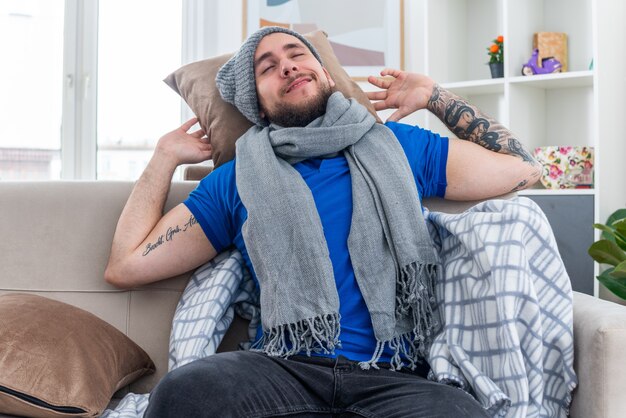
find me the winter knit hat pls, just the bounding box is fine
[216,26,323,126]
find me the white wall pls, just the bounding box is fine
[596,0,626,221]
[184,0,243,62]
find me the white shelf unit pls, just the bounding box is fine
[404,0,599,197]
[402,0,603,296]
[518,188,595,196]
[415,0,597,164]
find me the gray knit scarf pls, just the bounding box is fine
[235,92,440,370]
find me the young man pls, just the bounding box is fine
[105,27,540,417]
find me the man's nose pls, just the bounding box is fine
[281,59,298,77]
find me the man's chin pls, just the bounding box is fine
[264,88,332,128]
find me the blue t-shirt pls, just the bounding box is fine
[184,121,448,362]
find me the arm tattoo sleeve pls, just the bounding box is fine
[427,84,540,167]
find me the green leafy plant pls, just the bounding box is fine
[588,209,626,299]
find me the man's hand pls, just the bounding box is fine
[366,69,435,122]
[154,117,212,168]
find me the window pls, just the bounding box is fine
[97,0,182,180]
[0,1,229,181]
[0,0,64,180]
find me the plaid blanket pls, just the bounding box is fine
[102,197,576,418]
[426,197,576,417]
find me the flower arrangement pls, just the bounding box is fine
[487,35,504,64]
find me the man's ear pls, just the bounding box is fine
[323,67,336,88]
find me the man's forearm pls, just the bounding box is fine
[427,84,540,167]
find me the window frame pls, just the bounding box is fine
[57,0,223,180]
[61,0,98,179]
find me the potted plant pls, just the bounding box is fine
[588,209,626,299]
[487,35,504,78]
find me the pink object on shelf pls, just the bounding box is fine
[533,146,594,189]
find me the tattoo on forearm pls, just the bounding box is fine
[427,85,441,109]
[427,84,540,168]
[142,215,198,256]
[510,179,529,193]
[507,138,535,163]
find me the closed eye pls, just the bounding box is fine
[261,65,274,74]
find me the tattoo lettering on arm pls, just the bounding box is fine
[427,84,541,168]
[141,215,198,257]
[183,214,198,231]
[142,235,164,256]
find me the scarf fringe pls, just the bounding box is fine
[252,261,438,368]
[251,313,341,357]
[358,332,423,371]
[358,261,439,371]
[358,261,438,371]
[395,261,438,353]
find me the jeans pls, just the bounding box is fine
[144,351,489,418]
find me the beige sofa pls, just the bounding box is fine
[1,180,626,417]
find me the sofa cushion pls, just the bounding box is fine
[163,29,380,168]
[0,294,155,418]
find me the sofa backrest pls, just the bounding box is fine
[0,181,199,394]
[0,180,515,395]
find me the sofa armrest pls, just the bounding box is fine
[570,291,626,418]
[422,193,517,214]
